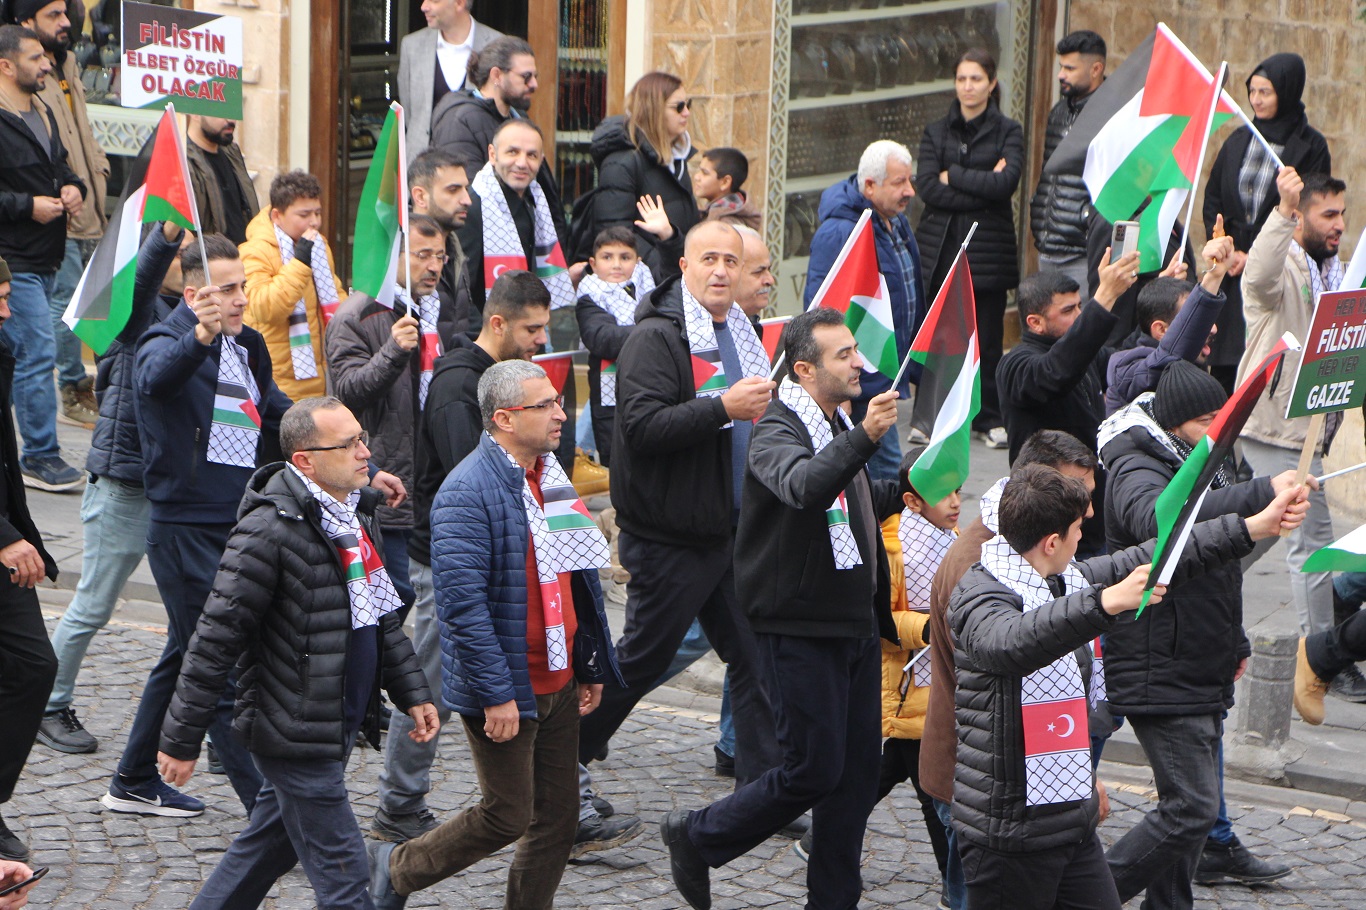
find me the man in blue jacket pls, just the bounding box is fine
[370,359,623,910]
[99,235,296,819]
[805,139,925,481]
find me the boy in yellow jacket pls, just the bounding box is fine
[240,171,344,401]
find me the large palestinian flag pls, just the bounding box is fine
[906,251,979,505]
[1141,332,1300,612]
[63,106,199,354]
[808,209,899,378]
[1044,24,1234,272]
[352,102,407,308]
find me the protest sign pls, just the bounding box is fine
[121,1,243,118]
[1285,288,1366,418]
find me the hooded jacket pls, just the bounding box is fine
[0,90,85,273]
[948,513,1254,852]
[240,208,344,401]
[134,302,293,525]
[1098,397,1270,715]
[1030,89,1099,258]
[590,115,698,283]
[610,274,740,549]
[324,289,464,528]
[407,342,496,565]
[1103,282,1225,415]
[805,176,925,395]
[36,51,107,241]
[158,463,432,762]
[185,139,259,244]
[1202,52,1331,370]
[915,101,1024,292]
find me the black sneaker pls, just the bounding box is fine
[371,807,438,843]
[37,706,98,753]
[1194,835,1291,885]
[0,814,28,861]
[571,813,644,858]
[1329,664,1366,703]
[20,454,83,493]
[713,746,735,778]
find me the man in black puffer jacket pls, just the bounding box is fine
[948,463,1302,910]
[1100,362,1296,907]
[157,397,437,909]
[1029,30,1105,291]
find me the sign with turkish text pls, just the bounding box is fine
[121,2,243,118]
[1286,288,1366,418]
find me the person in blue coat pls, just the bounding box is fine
[805,139,925,481]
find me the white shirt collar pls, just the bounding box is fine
[436,20,476,52]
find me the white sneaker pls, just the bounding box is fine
[982,427,1009,449]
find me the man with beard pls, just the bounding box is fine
[410,148,475,335]
[432,36,566,246]
[397,0,502,153]
[1029,30,1106,292]
[0,25,85,492]
[185,114,259,244]
[19,0,107,429]
[1237,167,1346,638]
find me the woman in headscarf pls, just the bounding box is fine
[1202,53,1330,392]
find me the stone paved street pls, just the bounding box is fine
[11,604,1366,909]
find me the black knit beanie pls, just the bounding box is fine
[1153,360,1227,429]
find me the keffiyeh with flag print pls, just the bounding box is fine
[471,162,575,310]
[207,336,262,468]
[776,377,862,570]
[680,281,769,428]
[275,226,341,381]
[578,263,655,407]
[394,286,443,409]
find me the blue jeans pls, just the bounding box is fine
[46,477,150,713]
[49,238,93,389]
[190,735,374,910]
[117,520,261,813]
[1335,572,1366,607]
[0,271,60,458]
[932,797,965,910]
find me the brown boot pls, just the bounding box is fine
[75,374,98,413]
[59,384,98,429]
[1294,638,1330,725]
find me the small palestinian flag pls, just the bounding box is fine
[808,209,899,378]
[907,250,979,506]
[692,350,727,394]
[759,316,791,362]
[1142,332,1300,612]
[534,351,574,395]
[352,102,407,307]
[542,484,598,533]
[1305,525,1366,574]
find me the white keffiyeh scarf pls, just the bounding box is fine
[275,226,341,381]
[980,536,1094,806]
[898,508,956,687]
[394,287,443,409]
[578,263,655,407]
[288,465,404,630]
[979,476,1007,535]
[207,336,262,469]
[496,438,611,672]
[680,280,769,428]
[777,377,862,569]
[471,162,575,310]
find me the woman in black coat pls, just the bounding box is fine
[914,48,1024,445]
[588,71,700,283]
[1202,53,1331,392]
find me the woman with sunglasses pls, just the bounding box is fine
[588,71,700,282]
[914,47,1024,451]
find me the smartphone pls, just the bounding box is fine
[0,866,46,896]
[1111,220,1141,261]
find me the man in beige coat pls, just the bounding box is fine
[1237,166,1344,639]
[20,0,106,429]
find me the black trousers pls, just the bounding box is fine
[972,287,1008,430]
[689,633,882,910]
[960,832,1121,910]
[1307,608,1366,679]
[577,532,779,783]
[0,574,56,804]
[877,737,950,876]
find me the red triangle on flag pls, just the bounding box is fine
[1140,26,1236,178]
[759,316,790,361]
[691,354,720,390]
[240,399,262,429]
[140,108,198,231]
[534,352,574,394]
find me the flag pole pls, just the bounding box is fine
[1177,62,1227,271]
[167,102,212,286]
[393,101,414,318]
[890,222,979,391]
[1225,91,1285,170]
[1317,460,1366,484]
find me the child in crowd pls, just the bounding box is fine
[947,464,1302,909]
[693,147,761,229]
[575,226,656,468]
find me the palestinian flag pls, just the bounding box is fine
[907,252,979,505]
[352,102,407,307]
[542,484,598,533]
[1045,24,1235,272]
[692,349,727,394]
[1141,332,1300,612]
[1305,525,1366,573]
[64,106,199,354]
[534,351,575,394]
[809,209,899,378]
[213,390,262,431]
[534,240,569,279]
[759,316,791,361]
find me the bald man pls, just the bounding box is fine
[577,221,781,789]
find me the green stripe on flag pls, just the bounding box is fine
[352,106,403,301]
[844,304,898,378]
[289,334,312,348]
[1091,115,1191,222]
[213,407,260,430]
[547,513,597,532]
[826,508,849,527]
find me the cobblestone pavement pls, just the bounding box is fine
[9,610,1366,909]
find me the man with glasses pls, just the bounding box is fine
[155,396,438,909]
[370,359,623,910]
